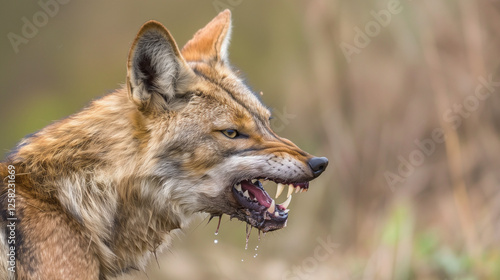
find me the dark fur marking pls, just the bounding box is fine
[4,132,37,161]
[191,68,268,119]
[136,52,157,93]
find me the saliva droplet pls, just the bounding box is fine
[253,245,259,258]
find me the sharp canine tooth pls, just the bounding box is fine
[276,183,285,198]
[287,184,294,197]
[235,184,242,192]
[252,179,257,184]
[243,190,250,198]
[274,212,280,217]
[295,186,300,193]
[267,199,275,213]
[280,195,292,209]
[284,209,290,213]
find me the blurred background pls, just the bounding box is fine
[1,0,499,279]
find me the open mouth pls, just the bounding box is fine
[231,179,309,232]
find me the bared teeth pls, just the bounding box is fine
[251,179,257,184]
[279,195,292,209]
[295,186,301,194]
[267,199,275,214]
[287,184,294,198]
[274,212,280,217]
[284,209,290,214]
[276,183,285,198]
[243,190,250,198]
[235,184,242,192]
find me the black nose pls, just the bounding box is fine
[308,157,328,178]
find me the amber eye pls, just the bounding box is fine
[221,129,239,139]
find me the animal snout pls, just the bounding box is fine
[308,157,329,178]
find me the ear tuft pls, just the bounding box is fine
[181,9,232,63]
[127,21,194,111]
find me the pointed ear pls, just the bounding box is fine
[181,9,232,63]
[127,20,195,112]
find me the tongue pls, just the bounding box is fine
[240,180,272,208]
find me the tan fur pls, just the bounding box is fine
[0,10,327,279]
[182,9,232,62]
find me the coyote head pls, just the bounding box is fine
[127,10,328,233]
